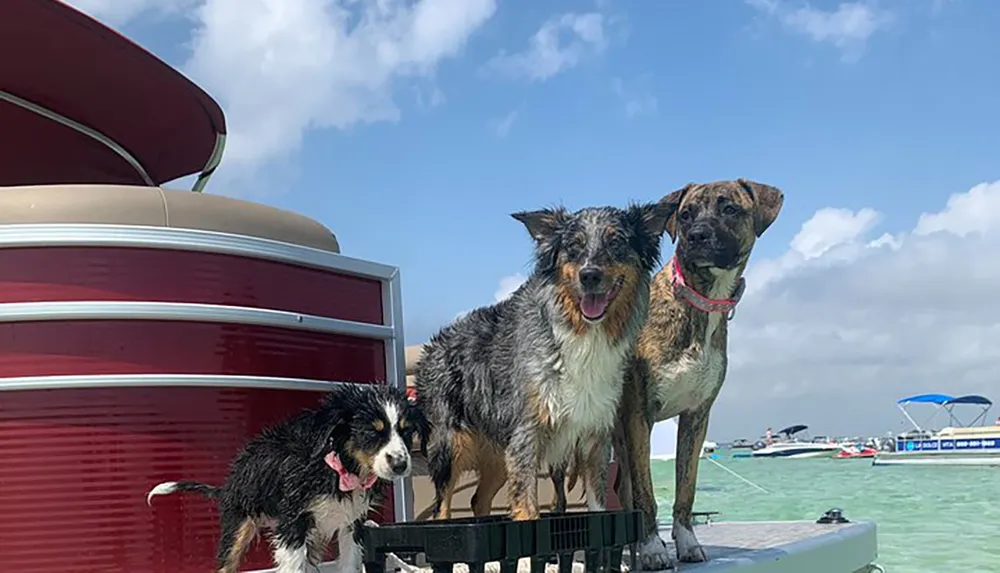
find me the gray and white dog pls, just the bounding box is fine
[414,202,672,521]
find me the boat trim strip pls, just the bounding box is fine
[383,267,411,523]
[0,373,350,392]
[0,300,393,340]
[192,133,226,192]
[0,90,156,186]
[0,224,396,280]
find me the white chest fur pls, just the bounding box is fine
[654,327,725,419]
[540,324,630,461]
[654,268,737,420]
[307,492,371,544]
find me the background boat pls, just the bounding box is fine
[751,425,842,459]
[835,444,878,459]
[874,393,1000,467]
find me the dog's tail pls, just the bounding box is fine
[566,467,579,493]
[146,480,221,506]
[566,467,589,501]
[565,448,588,501]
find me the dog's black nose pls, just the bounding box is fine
[388,454,409,475]
[578,266,604,289]
[687,226,711,244]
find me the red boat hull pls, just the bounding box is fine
[0,387,378,571]
[0,242,401,572]
[835,448,878,459]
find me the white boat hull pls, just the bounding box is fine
[753,450,837,459]
[875,430,1000,466]
[873,452,1000,466]
[751,443,842,459]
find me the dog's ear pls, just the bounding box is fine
[661,184,693,244]
[311,419,350,459]
[512,208,568,274]
[511,208,568,242]
[738,179,784,237]
[311,392,354,458]
[624,201,672,272]
[627,201,672,239]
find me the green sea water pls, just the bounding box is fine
[649,455,1000,572]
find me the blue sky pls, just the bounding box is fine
[76,0,1000,438]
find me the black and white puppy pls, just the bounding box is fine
[146,383,430,573]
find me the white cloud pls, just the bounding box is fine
[68,0,496,188]
[746,0,892,62]
[712,178,1000,440]
[490,110,519,138]
[454,273,527,321]
[611,77,658,119]
[913,180,1000,237]
[789,207,881,259]
[931,0,957,16]
[484,13,607,81]
[67,0,197,25]
[741,207,882,296]
[414,86,447,109]
[494,273,528,302]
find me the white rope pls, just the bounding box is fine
[705,456,770,494]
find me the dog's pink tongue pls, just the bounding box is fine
[581,293,609,319]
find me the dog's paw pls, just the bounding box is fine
[671,522,707,563]
[634,533,674,571]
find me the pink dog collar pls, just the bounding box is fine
[669,257,745,319]
[324,452,377,492]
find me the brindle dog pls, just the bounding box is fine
[616,179,783,570]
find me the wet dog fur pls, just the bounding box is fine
[615,179,784,569]
[146,384,430,573]
[414,202,672,521]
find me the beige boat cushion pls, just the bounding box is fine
[405,344,424,377]
[0,184,339,253]
[938,425,1000,436]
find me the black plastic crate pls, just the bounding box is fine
[362,510,643,573]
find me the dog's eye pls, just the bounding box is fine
[678,210,692,222]
[722,205,738,216]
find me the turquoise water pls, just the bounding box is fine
[650,455,1000,572]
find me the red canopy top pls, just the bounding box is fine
[0,0,227,190]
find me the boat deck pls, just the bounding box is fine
[656,520,877,572]
[305,519,879,573]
